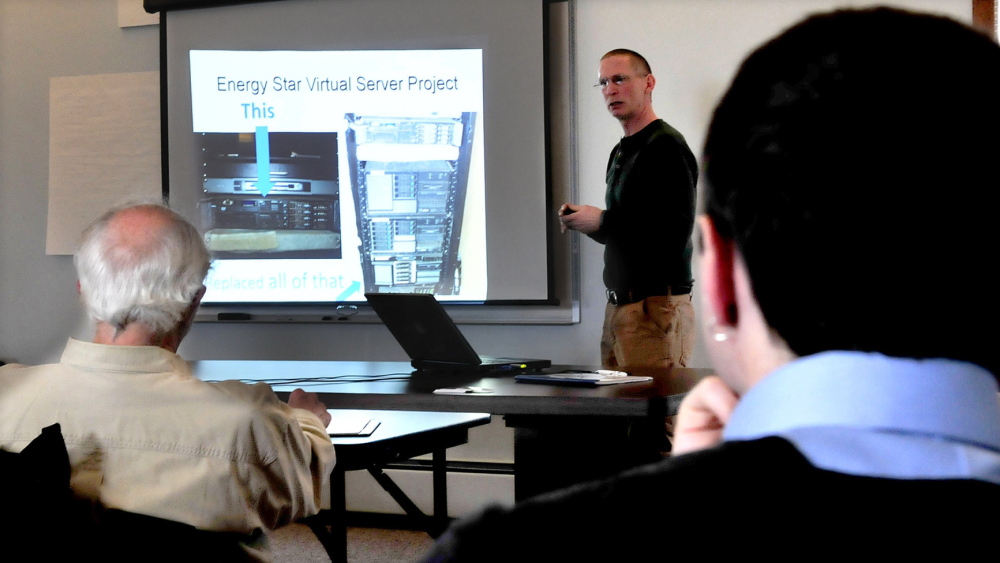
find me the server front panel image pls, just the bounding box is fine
[198,132,341,259]
[347,113,476,295]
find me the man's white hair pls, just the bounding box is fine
[74,202,211,335]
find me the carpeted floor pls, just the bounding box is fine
[270,523,436,563]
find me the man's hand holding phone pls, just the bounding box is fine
[558,203,602,235]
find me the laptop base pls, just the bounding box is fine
[411,359,551,374]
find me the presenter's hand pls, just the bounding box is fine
[288,388,332,427]
[558,204,602,235]
[672,376,739,456]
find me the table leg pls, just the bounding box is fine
[430,448,448,537]
[305,466,348,563]
[366,466,428,525]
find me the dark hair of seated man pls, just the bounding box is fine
[702,7,999,375]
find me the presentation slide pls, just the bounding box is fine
[188,49,486,304]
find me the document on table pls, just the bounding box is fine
[514,373,653,386]
[326,412,381,437]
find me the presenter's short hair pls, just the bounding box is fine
[702,8,999,374]
[601,48,652,75]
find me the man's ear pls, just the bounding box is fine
[190,285,206,312]
[179,285,206,327]
[698,215,738,327]
[172,285,207,349]
[645,72,656,95]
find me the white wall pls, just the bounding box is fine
[0,1,158,366]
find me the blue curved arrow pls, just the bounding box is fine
[336,281,361,301]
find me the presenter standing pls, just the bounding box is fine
[560,49,697,368]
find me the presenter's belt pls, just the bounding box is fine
[606,285,692,306]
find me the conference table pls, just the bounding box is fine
[191,360,711,500]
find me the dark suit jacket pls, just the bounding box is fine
[421,437,1000,561]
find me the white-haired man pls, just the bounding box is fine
[0,203,335,559]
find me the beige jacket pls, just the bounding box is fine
[0,339,335,535]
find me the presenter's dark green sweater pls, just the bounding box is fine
[593,119,697,294]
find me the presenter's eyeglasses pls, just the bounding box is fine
[595,73,648,90]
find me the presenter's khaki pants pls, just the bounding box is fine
[600,294,695,369]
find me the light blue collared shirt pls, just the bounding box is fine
[722,351,1000,483]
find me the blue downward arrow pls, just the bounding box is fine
[255,126,272,197]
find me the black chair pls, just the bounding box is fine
[0,424,255,562]
[0,423,78,558]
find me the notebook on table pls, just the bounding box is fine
[514,373,652,386]
[365,293,551,373]
[326,412,381,437]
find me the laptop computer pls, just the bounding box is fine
[365,293,551,373]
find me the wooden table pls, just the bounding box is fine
[192,361,711,499]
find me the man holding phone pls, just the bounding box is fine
[559,49,698,369]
